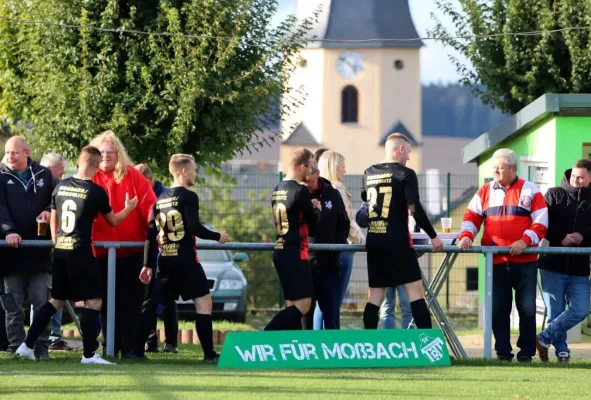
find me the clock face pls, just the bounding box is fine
[337,51,364,79]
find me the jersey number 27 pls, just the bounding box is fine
[367,187,392,218]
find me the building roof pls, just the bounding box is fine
[462,93,591,164]
[378,120,420,146]
[282,122,319,146]
[297,0,423,49]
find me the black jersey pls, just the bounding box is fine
[271,180,320,258]
[361,162,423,246]
[51,177,112,251]
[149,186,220,263]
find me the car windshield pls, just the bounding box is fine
[196,238,231,262]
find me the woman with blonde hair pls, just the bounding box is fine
[316,150,364,329]
[89,130,157,359]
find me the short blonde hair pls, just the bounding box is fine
[89,130,133,183]
[318,150,345,184]
[288,147,313,169]
[169,154,195,176]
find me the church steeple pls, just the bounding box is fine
[297,0,423,49]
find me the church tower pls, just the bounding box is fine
[280,0,424,174]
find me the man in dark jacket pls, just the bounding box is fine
[303,165,350,329]
[134,163,179,353]
[0,136,56,357]
[536,159,591,363]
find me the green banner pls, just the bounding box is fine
[218,329,451,369]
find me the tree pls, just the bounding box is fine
[431,0,591,114]
[0,0,317,172]
[196,176,280,309]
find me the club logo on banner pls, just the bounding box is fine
[218,329,450,369]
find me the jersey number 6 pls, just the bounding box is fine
[367,187,392,218]
[155,210,185,242]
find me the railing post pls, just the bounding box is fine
[484,251,494,359]
[446,173,451,311]
[106,247,117,357]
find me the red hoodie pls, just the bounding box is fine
[91,166,157,259]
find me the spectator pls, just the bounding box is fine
[380,286,413,329]
[36,152,72,351]
[0,136,56,358]
[536,159,591,363]
[303,164,349,329]
[315,151,363,329]
[89,130,156,359]
[134,163,179,353]
[458,148,548,362]
[135,164,167,198]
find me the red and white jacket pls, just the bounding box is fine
[459,177,548,265]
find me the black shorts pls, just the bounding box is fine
[366,244,422,288]
[151,257,210,303]
[52,247,102,301]
[273,246,313,301]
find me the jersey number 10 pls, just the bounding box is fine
[272,203,289,235]
[367,187,392,218]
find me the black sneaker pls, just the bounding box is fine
[34,350,50,360]
[517,356,532,363]
[162,344,178,354]
[204,352,220,365]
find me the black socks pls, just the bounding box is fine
[410,299,432,329]
[81,308,100,358]
[264,306,303,331]
[25,302,57,349]
[363,303,380,329]
[195,313,215,358]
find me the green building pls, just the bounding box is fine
[462,93,591,329]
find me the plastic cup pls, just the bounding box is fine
[37,218,48,236]
[441,218,452,234]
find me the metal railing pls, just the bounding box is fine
[1,240,590,359]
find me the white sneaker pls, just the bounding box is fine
[15,343,35,361]
[81,354,116,365]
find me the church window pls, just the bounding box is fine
[341,85,358,123]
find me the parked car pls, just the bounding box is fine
[175,236,249,322]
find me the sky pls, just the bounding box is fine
[274,0,466,84]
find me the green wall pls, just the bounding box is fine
[555,117,591,184]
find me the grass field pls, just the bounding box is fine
[0,343,588,399]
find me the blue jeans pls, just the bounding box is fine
[539,269,590,356]
[313,251,354,330]
[310,266,340,329]
[380,286,413,329]
[492,261,538,360]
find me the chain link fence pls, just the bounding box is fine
[194,172,478,319]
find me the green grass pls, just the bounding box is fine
[1,345,590,399]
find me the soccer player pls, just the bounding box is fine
[15,146,138,364]
[134,154,229,364]
[265,147,321,331]
[361,133,444,330]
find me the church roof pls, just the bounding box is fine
[283,122,319,146]
[297,0,423,49]
[379,120,421,146]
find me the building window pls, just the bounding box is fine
[466,267,478,291]
[341,85,358,123]
[394,59,404,70]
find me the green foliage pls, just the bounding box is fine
[196,177,279,309]
[0,0,317,173]
[431,0,591,114]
